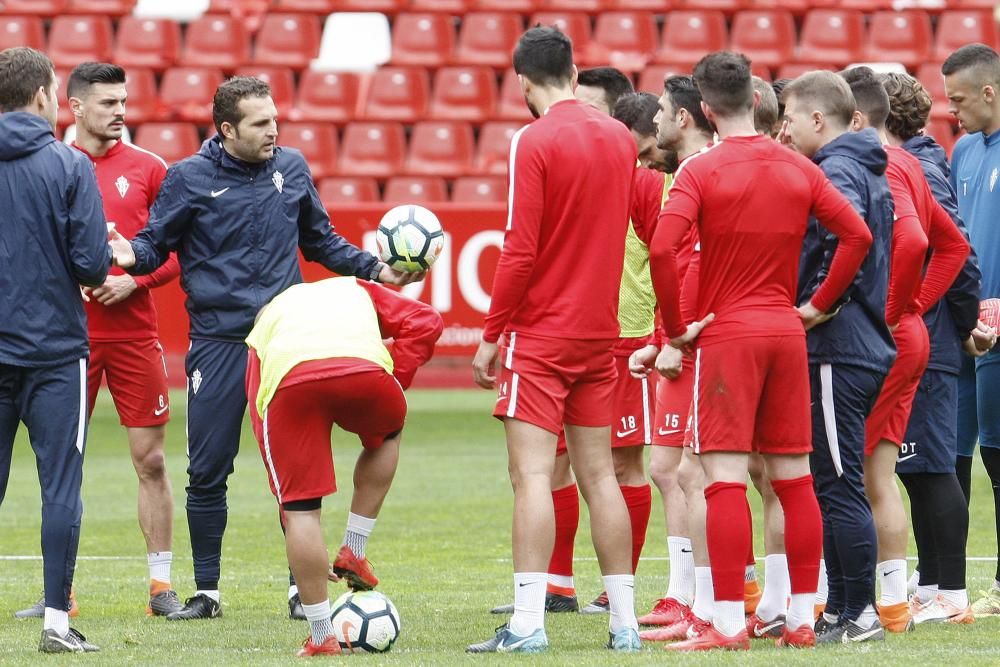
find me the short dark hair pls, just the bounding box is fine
[664,75,712,135]
[512,26,573,88]
[752,75,778,135]
[67,62,126,100]
[612,92,659,137]
[942,43,1000,84]
[840,66,890,129]
[782,70,857,128]
[693,51,754,118]
[577,67,634,113]
[882,71,932,141]
[0,46,54,113]
[771,77,791,118]
[212,76,272,135]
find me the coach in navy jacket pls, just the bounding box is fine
[113,77,418,621]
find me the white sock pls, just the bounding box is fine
[916,583,939,602]
[907,569,920,596]
[343,512,376,558]
[509,572,546,636]
[43,608,69,637]
[854,603,878,628]
[148,551,172,585]
[786,593,814,630]
[547,573,574,591]
[756,553,789,621]
[288,584,299,601]
[815,558,828,605]
[744,563,757,582]
[603,574,638,633]
[302,599,334,644]
[196,589,220,602]
[877,559,908,606]
[713,600,744,637]
[666,536,694,605]
[938,588,969,608]
[823,611,839,624]
[692,566,714,622]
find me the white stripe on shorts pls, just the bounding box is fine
[507,373,520,418]
[820,363,843,477]
[262,409,283,504]
[641,375,651,443]
[505,331,517,369]
[76,358,86,454]
[693,348,702,454]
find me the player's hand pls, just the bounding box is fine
[629,344,659,378]
[472,340,498,389]
[655,345,684,380]
[91,273,138,306]
[378,264,425,286]
[776,120,792,147]
[109,229,136,269]
[80,286,91,302]
[797,301,834,331]
[965,320,998,357]
[669,313,715,349]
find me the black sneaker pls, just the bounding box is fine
[288,593,306,620]
[816,618,885,644]
[165,594,222,621]
[490,591,580,615]
[814,614,839,635]
[580,591,610,614]
[148,589,183,617]
[38,628,99,653]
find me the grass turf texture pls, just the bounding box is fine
[2,388,1000,665]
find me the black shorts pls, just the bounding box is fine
[898,369,958,474]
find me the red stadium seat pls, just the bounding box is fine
[133,123,200,165]
[429,66,498,122]
[865,10,933,68]
[292,70,361,124]
[54,67,73,128]
[67,0,135,14]
[657,10,727,66]
[925,118,956,157]
[775,63,832,80]
[934,10,999,62]
[47,15,113,69]
[475,121,520,175]
[455,13,524,68]
[637,63,690,93]
[528,12,592,51]
[319,177,380,204]
[0,0,68,16]
[475,0,539,10]
[279,122,338,179]
[452,175,506,203]
[330,0,406,11]
[729,10,795,69]
[113,17,181,72]
[338,122,406,177]
[796,9,865,67]
[253,13,321,70]
[123,67,159,125]
[583,11,658,70]
[0,16,45,52]
[537,0,605,10]
[362,67,430,122]
[679,0,746,13]
[180,15,250,71]
[390,13,456,67]
[411,0,469,10]
[405,121,475,176]
[494,69,534,121]
[159,67,225,123]
[235,67,295,116]
[611,0,678,8]
[384,176,449,203]
[271,0,334,10]
[917,63,953,122]
[839,0,892,11]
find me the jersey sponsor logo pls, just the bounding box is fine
[210,187,230,198]
[272,170,284,193]
[657,428,681,437]
[115,175,129,198]
[191,369,203,395]
[616,427,638,438]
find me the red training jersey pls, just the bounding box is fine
[73,140,180,340]
[482,99,637,343]
[650,134,872,345]
[883,145,969,327]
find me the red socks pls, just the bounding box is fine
[705,481,751,601]
[770,474,822,594]
[621,484,652,574]
[547,484,579,579]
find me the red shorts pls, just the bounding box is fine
[247,357,407,504]
[865,313,930,455]
[652,355,695,447]
[494,332,617,435]
[87,338,170,427]
[690,336,811,455]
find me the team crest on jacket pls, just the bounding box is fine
[191,369,202,395]
[115,175,129,198]
[272,170,284,193]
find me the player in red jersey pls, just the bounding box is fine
[647,52,873,651]
[840,67,970,632]
[468,27,641,654]
[71,63,182,616]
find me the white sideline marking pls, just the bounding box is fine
[492,556,1000,563]
[0,556,145,561]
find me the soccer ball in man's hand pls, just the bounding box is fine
[375,204,445,272]
[331,590,401,653]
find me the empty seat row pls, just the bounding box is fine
[318,175,506,204]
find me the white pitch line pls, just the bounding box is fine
[493,556,1000,563]
[0,556,145,561]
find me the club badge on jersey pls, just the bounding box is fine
[273,171,284,193]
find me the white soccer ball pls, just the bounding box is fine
[331,590,401,653]
[375,204,445,272]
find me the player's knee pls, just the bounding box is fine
[648,457,678,492]
[134,448,167,481]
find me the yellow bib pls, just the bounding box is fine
[618,172,673,337]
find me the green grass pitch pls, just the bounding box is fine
[3,388,1000,665]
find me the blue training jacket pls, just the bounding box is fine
[797,127,896,373]
[129,136,381,341]
[0,112,111,368]
[903,135,981,375]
